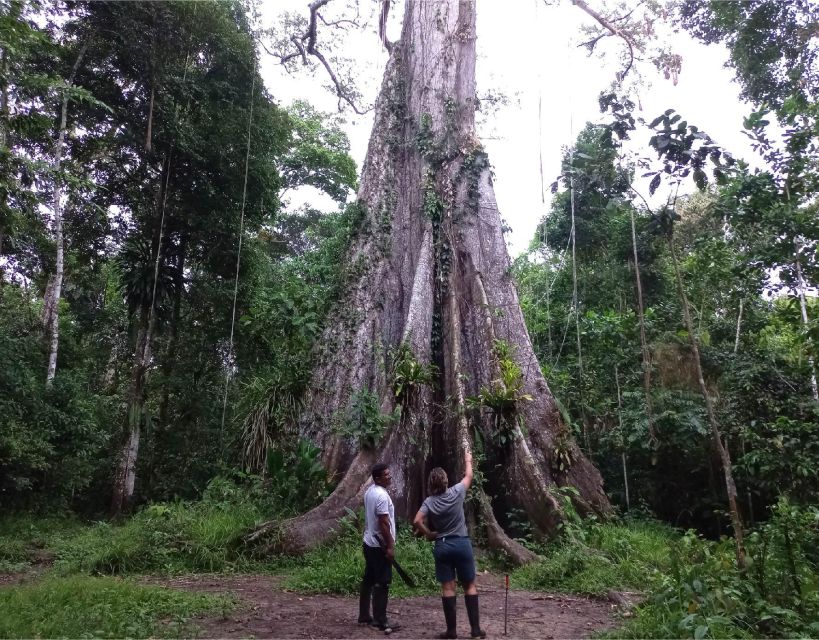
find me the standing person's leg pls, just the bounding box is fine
[435,540,458,639]
[359,544,375,624]
[370,545,399,632]
[454,539,485,638]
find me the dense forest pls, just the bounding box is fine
[0,0,817,638]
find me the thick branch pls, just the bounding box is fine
[379,0,393,53]
[570,0,636,80]
[268,0,369,114]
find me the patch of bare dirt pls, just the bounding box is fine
[155,573,620,639]
[0,550,55,588]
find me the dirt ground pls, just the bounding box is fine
[155,573,622,639]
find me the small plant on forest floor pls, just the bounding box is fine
[331,388,399,450]
[0,515,85,573]
[0,575,231,638]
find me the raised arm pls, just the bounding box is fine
[461,450,473,490]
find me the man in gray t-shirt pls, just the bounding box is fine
[419,482,468,539]
[413,451,486,639]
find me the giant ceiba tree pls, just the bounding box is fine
[255,0,611,564]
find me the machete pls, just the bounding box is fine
[376,533,416,587]
[391,557,416,588]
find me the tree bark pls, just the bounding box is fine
[614,364,630,511]
[110,155,170,517]
[250,0,610,561]
[0,45,9,151]
[733,298,743,354]
[111,305,153,516]
[629,209,657,444]
[794,257,818,401]
[668,237,745,568]
[45,42,88,388]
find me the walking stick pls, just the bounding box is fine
[504,574,509,636]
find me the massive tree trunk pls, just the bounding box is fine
[250,0,610,562]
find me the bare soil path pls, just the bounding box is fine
[155,573,620,639]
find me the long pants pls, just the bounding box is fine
[359,543,392,624]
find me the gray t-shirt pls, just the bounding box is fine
[419,481,468,538]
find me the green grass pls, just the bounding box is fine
[512,519,677,596]
[0,575,231,638]
[0,514,86,573]
[281,521,440,597]
[53,501,266,575]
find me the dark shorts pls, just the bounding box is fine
[362,543,392,586]
[433,536,476,584]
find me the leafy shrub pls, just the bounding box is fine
[609,500,819,639]
[0,514,85,572]
[331,389,398,450]
[265,438,331,511]
[0,288,116,510]
[55,491,266,575]
[512,518,675,596]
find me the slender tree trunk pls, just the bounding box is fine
[45,42,88,388]
[614,364,630,510]
[629,209,656,443]
[733,298,743,354]
[145,82,154,153]
[248,0,610,562]
[0,46,8,151]
[669,237,745,568]
[110,155,170,516]
[158,233,187,427]
[111,305,153,516]
[569,177,589,451]
[794,257,818,401]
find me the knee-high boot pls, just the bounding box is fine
[464,594,486,638]
[372,584,389,627]
[372,585,400,632]
[439,595,457,639]
[358,582,372,624]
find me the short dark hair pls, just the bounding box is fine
[371,463,389,480]
[427,467,449,496]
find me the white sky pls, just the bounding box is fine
[259,0,760,256]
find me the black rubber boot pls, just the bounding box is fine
[438,595,457,639]
[372,585,401,633]
[464,594,486,638]
[358,583,372,624]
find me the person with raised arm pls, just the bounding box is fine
[414,450,486,639]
